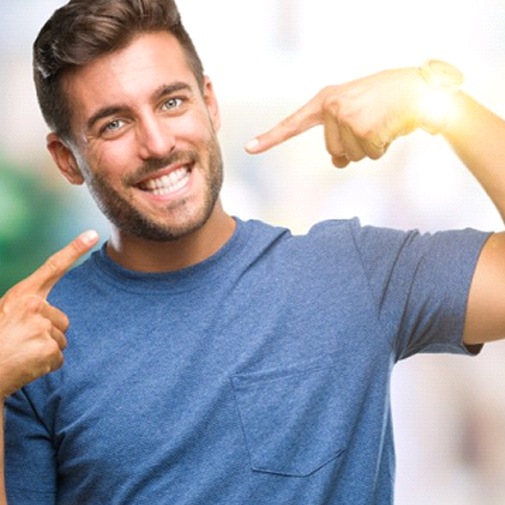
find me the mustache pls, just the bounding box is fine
[125,150,199,185]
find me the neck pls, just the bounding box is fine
[106,202,236,273]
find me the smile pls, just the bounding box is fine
[137,167,191,196]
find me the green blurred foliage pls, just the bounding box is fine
[0,158,65,295]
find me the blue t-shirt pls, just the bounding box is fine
[5,218,489,504]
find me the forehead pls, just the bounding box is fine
[62,32,198,122]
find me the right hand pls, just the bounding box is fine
[0,230,99,398]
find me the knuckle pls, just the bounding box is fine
[25,295,48,313]
[44,256,62,276]
[349,152,365,162]
[61,313,70,332]
[33,356,62,379]
[69,239,85,258]
[49,352,65,372]
[319,85,339,101]
[322,86,343,109]
[39,317,54,335]
[34,338,62,364]
[353,123,372,139]
[30,335,52,355]
[322,97,340,119]
[367,145,386,160]
[278,115,298,136]
[60,335,69,351]
[340,108,360,129]
[3,284,20,300]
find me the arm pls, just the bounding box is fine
[0,230,99,503]
[442,93,505,345]
[444,92,505,222]
[245,62,505,345]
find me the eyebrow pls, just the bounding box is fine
[85,81,193,132]
[153,81,192,101]
[86,105,128,132]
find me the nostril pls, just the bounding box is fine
[137,119,176,160]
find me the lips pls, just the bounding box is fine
[136,166,191,196]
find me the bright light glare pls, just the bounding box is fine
[419,88,456,134]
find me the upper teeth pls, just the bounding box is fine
[141,167,190,195]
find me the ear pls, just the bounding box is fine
[46,133,85,185]
[202,76,221,131]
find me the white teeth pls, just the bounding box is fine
[141,167,190,195]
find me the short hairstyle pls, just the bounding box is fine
[33,0,205,141]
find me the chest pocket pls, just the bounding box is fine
[231,364,354,478]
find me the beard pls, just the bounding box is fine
[81,134,224,242]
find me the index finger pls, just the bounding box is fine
[244,90,326,154]
[14,230,99,298]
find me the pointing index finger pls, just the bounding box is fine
[245,89,326,154]
[16,230,99,299]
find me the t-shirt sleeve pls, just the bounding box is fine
[347,219,491,361]
[4,388,57,504]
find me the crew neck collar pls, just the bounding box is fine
[90,217,248,294]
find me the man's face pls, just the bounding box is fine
[60,32,223,242]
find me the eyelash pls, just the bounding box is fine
[99,97,186,136]
[102,119,124,133]
[161,97,184,110]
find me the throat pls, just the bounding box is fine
[107,207,236,273]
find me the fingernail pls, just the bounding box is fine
[81,229,99,245]
[245,138,259,152]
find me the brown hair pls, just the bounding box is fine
[33,0,205,140]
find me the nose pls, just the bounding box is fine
[137,115,176,160]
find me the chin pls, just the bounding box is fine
[120,204,216,243]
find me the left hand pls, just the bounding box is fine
[245,67,429,168]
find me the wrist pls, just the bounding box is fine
[417,59,464,134]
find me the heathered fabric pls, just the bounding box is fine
[5,218,489,504]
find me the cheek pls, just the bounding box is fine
[174,110,216,143]
[84,140,133,180]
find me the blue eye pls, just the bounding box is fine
[162,97,183,110]
[103,119,125,132]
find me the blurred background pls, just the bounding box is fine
[1,0,505,503]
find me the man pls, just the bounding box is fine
[1,0,505,503]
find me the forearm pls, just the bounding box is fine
[443,91,505,224]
